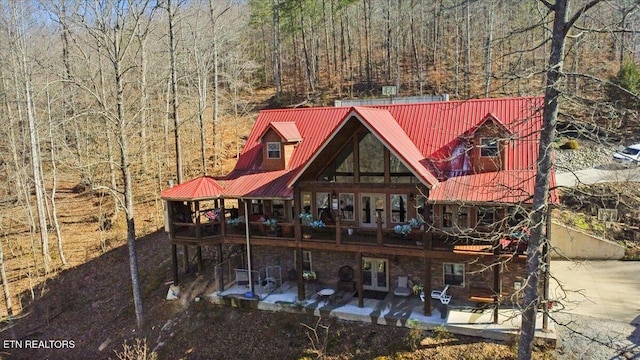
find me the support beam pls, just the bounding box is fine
[424,257,432,316]
[335,213,341,245]
[376,210,383,245]
[216,243,224,292]
[424,231,432,316]
[357,252,363,308]
[296,247,305,301]
[183,245,189,273]
[171,244,179,285]
[197,246,203,272]
[220,199,226,237]
[244,200,255,294]
[493,262,502,324]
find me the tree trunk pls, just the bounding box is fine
[298,0,315,97]
[20,35,51,274]
[168,0,183,184]
[272,0,282,100]
[484,2,495,98]
[98,42,119,213]
[46,83,66,266]
[115,35,144,331]
[139,34,149,173]
[519,1,604,358]
[0,241,11,317]
[464,0,471,98]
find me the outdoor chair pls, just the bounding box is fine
[430,284,451,304]
[392,276,413,297]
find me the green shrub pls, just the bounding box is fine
[433,325,455,340]
[406,320,424,351]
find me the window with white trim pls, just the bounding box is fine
[267,142,281,159]
[443,263,465,287]
[480,138,499,157]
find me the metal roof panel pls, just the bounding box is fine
[160,176,224,201]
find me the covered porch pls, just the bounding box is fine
[210,279,556,345]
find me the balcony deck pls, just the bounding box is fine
[169,220,526,260]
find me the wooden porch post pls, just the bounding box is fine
[197,246,203,272]
[493,261,502,324]
[183,245,189,273]
[183,202,190,272]
[171,244,179,285]
[294,186,302,241]
[376,210,383,245]
[195,201,203,272]
[357,251,364,308]
[220,199,226,237]
[336,214,341,245]
[216,243,224,292]
[424,231,432,316]
[195,201,201,238]
[296,247,305,301]
[168,201,179,285]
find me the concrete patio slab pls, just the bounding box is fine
[211,282,556,344]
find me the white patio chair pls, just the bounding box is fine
[430,284,451,304]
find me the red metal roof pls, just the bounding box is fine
[352,107,440,186]
[379,97,544,173]
[160,176,224,201]
[462,113,513,138]
[288,107,439,187]
[234,107,350,172]
[176,97,554,202]
[267,122,302,142]
[222,170,294,199]
[428,170,559,204]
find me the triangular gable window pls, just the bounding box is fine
[318,132,417,184]
[319,143,355,182]
[359,133,385,183]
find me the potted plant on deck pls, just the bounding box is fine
[393,224,412,238]
[262,218,278,236]
[395,218,425,244]
[412,283,425,301]
[305,219,326,239]
[225,217,243,234]
[299,212,313,224]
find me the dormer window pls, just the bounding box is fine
[267,142,281,159]
[480,138,499,157]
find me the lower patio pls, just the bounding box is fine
[210,281,557,345]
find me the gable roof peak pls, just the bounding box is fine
[261,121,302,142]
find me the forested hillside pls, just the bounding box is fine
[0,0,638,324]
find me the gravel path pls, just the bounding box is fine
[554,313,640,359]
[554,140,616,173]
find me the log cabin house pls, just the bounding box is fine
[160,96,558,316]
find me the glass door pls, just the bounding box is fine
[362,257,389,291]
[360,193,385,228]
